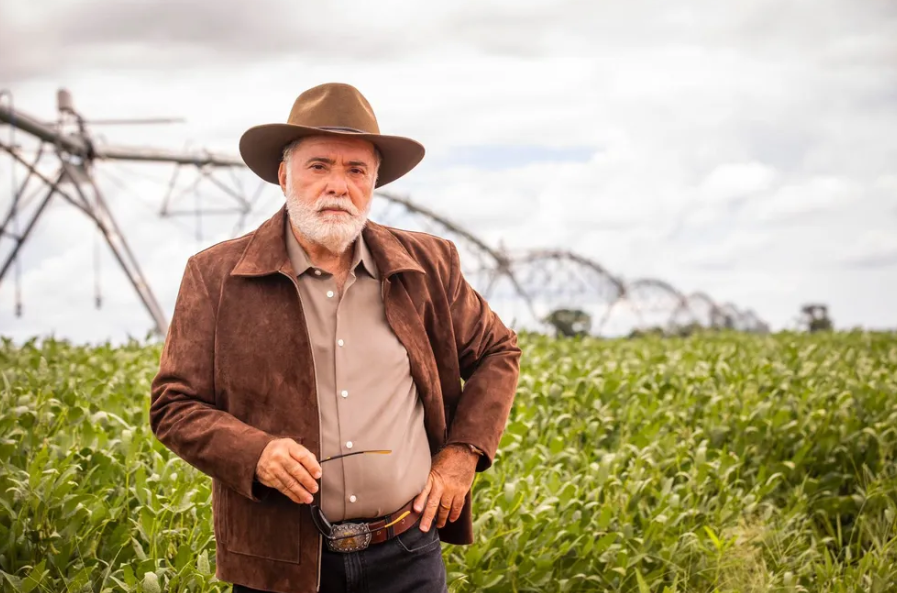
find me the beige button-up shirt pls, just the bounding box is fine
[284,218,432,522]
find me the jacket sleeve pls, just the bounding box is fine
[149,256,278,501]
[443,241,521,472]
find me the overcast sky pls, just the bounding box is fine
[1,0,895,344]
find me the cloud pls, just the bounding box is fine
[0,0,415,82]
[2,0,896,341]
[839,231,897,269]
[699,162,778,203]
[746,176,860,223]
[5,0,895,80]
[435,145,596,170]
[679,230,772,270]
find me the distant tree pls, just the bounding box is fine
[673,321,704,337]
[801,304,833,332]
[544,308,592,337]
[628,326,666,339]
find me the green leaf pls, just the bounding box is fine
[123,565,136,587]
[703,526,722,552]
[197,550,211,575]
[480,573,505,589]
[594,532,617,554]
[20,559,47,593]
[175,543,192,570]
[636,569,651,593]
[142,571,161,593]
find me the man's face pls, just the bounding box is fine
[278,135,379,255]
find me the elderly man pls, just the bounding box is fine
[149,82,521,593]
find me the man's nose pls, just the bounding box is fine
[324,169,350,195]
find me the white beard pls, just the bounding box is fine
[285,178,371,255]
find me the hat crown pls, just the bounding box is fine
[239,81,424,187]
[286,83,380,135]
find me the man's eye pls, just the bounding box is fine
[350,168,364,175]
[310,164,326,170]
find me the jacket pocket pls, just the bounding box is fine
[222,485,304,564]
[220,435,306,564]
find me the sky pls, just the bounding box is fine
[1,0,895,345]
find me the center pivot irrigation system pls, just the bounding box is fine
[0,89,768,338]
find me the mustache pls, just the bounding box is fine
[316,196,359,216]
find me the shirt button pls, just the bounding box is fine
[326,290,334,298]
[337,339,344,347]
[349,495,357,503]
[346,441,353,449]
[341,390,349,398]
[314,269,322,276]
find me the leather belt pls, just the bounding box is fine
[343,499,420,544]
[326,499,420,552]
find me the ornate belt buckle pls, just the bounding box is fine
[327,522,372,553]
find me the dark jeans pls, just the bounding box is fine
[232,521,448,593]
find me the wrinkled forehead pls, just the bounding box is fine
[291,135,378,163]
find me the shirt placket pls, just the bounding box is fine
[334,271,360,519]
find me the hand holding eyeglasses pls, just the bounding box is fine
[255,438,323,504]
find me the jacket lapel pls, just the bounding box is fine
[364,221,444,451]
[230,205,291,277]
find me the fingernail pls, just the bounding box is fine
[314,472,322,479]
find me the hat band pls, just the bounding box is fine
[317,126,368,134]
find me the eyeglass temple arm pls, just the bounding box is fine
[383,510,411,529]
[320,449,392,463]
[311,449,393,532]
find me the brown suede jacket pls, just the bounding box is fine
[149,204,521,593]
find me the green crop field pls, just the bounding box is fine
[1,331,896,592]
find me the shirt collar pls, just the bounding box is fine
[284,217,379,280]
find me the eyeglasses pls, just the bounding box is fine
[309,449,411,542]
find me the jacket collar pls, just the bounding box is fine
[230,203,425,278]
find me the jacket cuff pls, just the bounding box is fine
[251,477,274,501]
[445,437,493,472]
[235,431,280,501]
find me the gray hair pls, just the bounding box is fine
[281,137,305,164]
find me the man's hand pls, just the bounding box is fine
[413,444,479,532]
[255,438,322,504]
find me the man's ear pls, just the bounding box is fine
[278,161,288,194]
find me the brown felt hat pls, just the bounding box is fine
[239,83,425,188]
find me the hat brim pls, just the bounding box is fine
[239,124,425,188]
